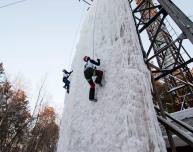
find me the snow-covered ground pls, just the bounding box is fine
[57,0,166,151]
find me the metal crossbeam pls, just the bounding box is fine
[157,116,193,147]
[155,106,193,134]
[155,58,193,80]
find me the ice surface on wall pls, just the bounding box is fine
[57,0,166,151]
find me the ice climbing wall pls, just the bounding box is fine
[57,0,166,151]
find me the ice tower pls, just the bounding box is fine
[57,0,166,151]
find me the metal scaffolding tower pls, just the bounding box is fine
[129,0,193,113]
[129,0,193,151]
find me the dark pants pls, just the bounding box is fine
[63,78,70,93]
[95,70,103,84]
[84,68,103,100]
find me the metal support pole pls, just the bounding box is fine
[157,0,193,44]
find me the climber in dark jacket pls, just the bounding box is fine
[83,56,103,101]
[63,69,73,94]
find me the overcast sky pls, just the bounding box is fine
[0,0,193,117]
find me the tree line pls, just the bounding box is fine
[0,63,59,152]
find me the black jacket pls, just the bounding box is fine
[84,59,100,70]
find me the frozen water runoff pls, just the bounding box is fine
[57,0,166,151]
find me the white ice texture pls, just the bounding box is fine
[57,0,166,151]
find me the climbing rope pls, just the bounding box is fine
[92,0,99,59]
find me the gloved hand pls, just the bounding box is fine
[97,59,100,62]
